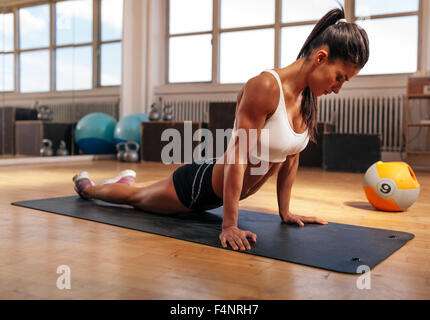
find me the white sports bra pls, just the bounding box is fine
[232,69,309,163]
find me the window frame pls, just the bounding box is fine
[0,10,15,92]
[0,0,123,94]
[166,0,423,85]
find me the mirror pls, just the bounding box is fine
[0,0,122,163]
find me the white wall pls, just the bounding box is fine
[421,0,430,73]
[120,0,145,116]
[0,88,120,107]
[120,0,165,117]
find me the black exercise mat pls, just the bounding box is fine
[12,196,414,274]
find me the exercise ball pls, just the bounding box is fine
[362,161,420,211]
[74,113,117,154]
[114,113,149,146]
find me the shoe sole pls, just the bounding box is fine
[100,170,136,185]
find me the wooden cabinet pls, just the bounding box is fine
[15,121,75,156]
[141,121,207,162]
[322,133,381,173]
[208,102,236,158]
[0,107,38,155]
[300,122,335,167]
[405,77,430,166]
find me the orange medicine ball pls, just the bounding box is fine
[362,161,420,212]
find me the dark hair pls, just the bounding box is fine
[297,7,369,142]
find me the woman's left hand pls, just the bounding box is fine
[281,212,328,227]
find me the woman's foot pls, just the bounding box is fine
[73,171,95,199]
[99,169,136,186]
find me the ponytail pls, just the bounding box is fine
[297,7,369,142]
[297,8,345,60]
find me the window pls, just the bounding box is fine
[220,29,274,84]
[19,4,50,92]
[100,0,124,86]
[220,0,275,29]
[55,0,93,91]
[355,0,419,16]
[355,0,419,75]
[0,0,124,94]
[0,13,14,92]
[282,0,344,23]
[280,25,314,68]
[56,0,92,45]
[20,50,50,92]
[169,34,212,83]
[56,46,92,91]
[169,0,212,35]
[167,0,421,84]
[168,0,212,83]
[0,54,14,92]
[0,13,13,52]
[19,5,50,50]
[219,0,275,83]
[100,42,122,86]
[280,0,343,67]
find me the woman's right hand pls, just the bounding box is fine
[219,226,257,251]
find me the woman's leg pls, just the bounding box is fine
[81,175,191,214]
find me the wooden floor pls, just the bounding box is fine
[1,159,429,299]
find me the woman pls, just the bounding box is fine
[73,7,369,252]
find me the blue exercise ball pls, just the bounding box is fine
[114,113,149,147]
[74,113,117,154]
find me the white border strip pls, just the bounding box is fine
[0,155,115,166]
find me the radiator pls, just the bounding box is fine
[161,98,234,123]
[319,95,405,152]
[49,100,120,123]
[160,95,405,152]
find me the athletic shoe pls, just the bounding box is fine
[99,169,136,186]
[72,171,95,199]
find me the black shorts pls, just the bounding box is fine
[172,158,223,211]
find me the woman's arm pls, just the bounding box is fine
[277,153,300,220]
[220,74,278,251]
[277,153,328,227]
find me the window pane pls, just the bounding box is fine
[101,42,122,86]
[101,0,124,41]
[56,0,92,45]
[169,0,212,35]
[356,0,419,17]
[169,34,212,83]
[56,46,92,91]
[281,25,314,67]
[357,17,418,75]
[282,0,344,23]
[19,5,50,49]
[221,0,275,29]
[0,54,14,92]
[20,50,50,92]
[220,29,274,84]
[0,13,14,52]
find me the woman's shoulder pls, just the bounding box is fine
[241,72,280,111]
[246,71,279,92]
